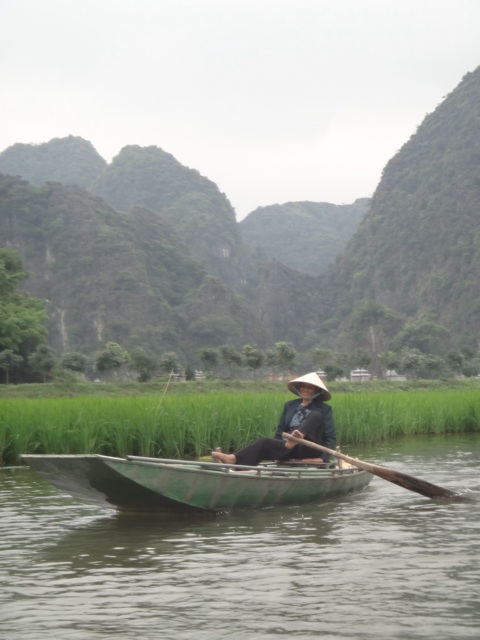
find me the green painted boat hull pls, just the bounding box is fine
[21,455,373,513]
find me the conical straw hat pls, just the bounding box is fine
[287,371,331,401]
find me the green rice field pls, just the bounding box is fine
[2,387,480,466]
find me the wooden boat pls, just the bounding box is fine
[21,454,373,513]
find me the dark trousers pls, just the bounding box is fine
[235,411,324,466]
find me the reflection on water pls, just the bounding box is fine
[1,435,480,640]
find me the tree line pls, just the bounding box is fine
[1,249,479,384]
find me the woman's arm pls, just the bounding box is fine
[321,404,336,451]
[273,402,297,439]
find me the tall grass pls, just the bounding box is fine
[334,391,480,443]
[1,389,480,465]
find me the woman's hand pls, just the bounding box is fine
[291,429,304,439]
[285,429,304,449]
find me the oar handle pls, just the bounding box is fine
[282,433,371,472]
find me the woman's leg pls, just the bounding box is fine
[235,437,289,465]
[212,437,288,466]
[212,412,325,465]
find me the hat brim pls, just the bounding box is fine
[287,372,331,401]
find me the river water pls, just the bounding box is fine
[1,435,479,640]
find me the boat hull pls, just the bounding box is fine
[21,455,373,513]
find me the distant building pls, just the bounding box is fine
[172,368,187,382]
[385,369,407,382]
[350,368,371,382]
[316,370,327,381]
[267,373,297,382]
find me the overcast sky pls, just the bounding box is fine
[1,0,479,220]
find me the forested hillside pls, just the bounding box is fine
[91,145,253,289]
[0,136,106,188]
[240,199,369,275]
[0,135,366,364]
[317,66,480,372]
[0,174,266,359]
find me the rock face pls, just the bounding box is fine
[317,66,480,354]
[240,198,369,275]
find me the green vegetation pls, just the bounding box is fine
[0,249,48,382]
[0,171,265,363]
[320,68,480,368]
[239,199,369,275]
[2,383,479,466]
[91,144,250,289]
[0,136,107,188]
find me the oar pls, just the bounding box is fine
[283,432,471,501]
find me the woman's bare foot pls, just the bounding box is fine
[211,450,237,464]
[285,429,304,449]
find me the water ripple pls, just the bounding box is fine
[1,436,480,640]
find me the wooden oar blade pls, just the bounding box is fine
[282,432,471,502]
[366,463,461,500]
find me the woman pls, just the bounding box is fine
[211,372,336,466]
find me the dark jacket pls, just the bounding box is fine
[273,397,336,452]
